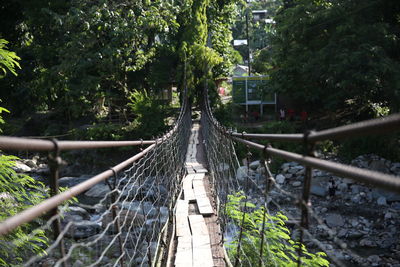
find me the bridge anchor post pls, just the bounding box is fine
[48,139,68,267]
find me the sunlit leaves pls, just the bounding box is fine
[0,39,21,78]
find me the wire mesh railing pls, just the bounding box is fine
[202,90,400,266]
[0,101,191,266]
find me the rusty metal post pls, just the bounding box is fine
[48,139,67,267]
[258,145,273,267]
[297,131,315,267]
[234,141,251,267]
[105,168,124,267]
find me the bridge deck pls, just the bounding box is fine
[171,120,225,267]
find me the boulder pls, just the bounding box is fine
[292,181,301,187]
[85,183,111,198]
[249,160,260,170]
[325,214,344,228]
[236,166,249,182]
[62,206,90,222]
[59,175,93,188]
[101,209,145,231]
[275,174,285,184]
[377,196,387,206]
[66,220,101,239]
[120,201,158,218]
[24,159,38,169]
[13,161,32,173]
[311,185,327,197]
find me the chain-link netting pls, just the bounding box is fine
[1,104,191,267]
[201,95,400,267]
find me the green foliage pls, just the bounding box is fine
[0,154,49,266]
[269,0,400,113]
[0,105,10,133]
[127,90,168,139]
[226,192,329,267]
[0,39,21,78]
[72,123,125,141]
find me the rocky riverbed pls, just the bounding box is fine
[235,154,400,267]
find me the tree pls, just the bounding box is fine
[269,0,400,115]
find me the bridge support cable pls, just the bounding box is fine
[202,86,400,266]
[0,100,192,266]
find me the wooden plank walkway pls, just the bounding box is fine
[173,121,224,267]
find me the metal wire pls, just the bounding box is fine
[0,101,191,267]
[201,88,399,267]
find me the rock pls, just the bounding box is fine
[249,160,260,170]
[321,207,328,213]
[218,163,230,172]
[284,173,293,179]
[292,181,301,187]
[352,195,361,204]
[256,167,266,175]
[369,160,390,173]
[62,206,90,222]
[326,214,344,228]
[275,174,285,184]
[390,162,400,174]
[101,209,145,231]
[66,220,101,239]
[72,260,84,267]
[367,255,381,266]
[377,237,396,249]
[59,175,93,188]
[120,183,141,199]
[372,189,400,202]
[377,196,387,206]
[338,229,347,238]
[85,183,111,198]
[351,219,359,227]
[24,159,37,169]
[347,230,363,239]
[337,182,348,194]
[359,238,376,247]
[384,212,392,220]
[120,201,158,218]
[13,161,32,173]
[310,185,327,197]
[236,166,249,181]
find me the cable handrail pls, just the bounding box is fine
[0,136,156,151]
[229,113,400,142]
[231,136,400,193]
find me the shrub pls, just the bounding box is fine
[226,192,329,267]
[0,154,49,265]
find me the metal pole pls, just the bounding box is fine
[297,131,315,267]
[48,139,68,267]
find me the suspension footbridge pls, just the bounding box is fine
[0,94,399,267]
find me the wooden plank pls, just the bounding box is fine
[189,215,209,236]
[187,168,196,174]
[192,173,205,180]
[175,236,192,267]
[192,234,214,267]
[193,180,214,215]
[176,200,190,237]
[183,175,196,202]
[195,168,208,174]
